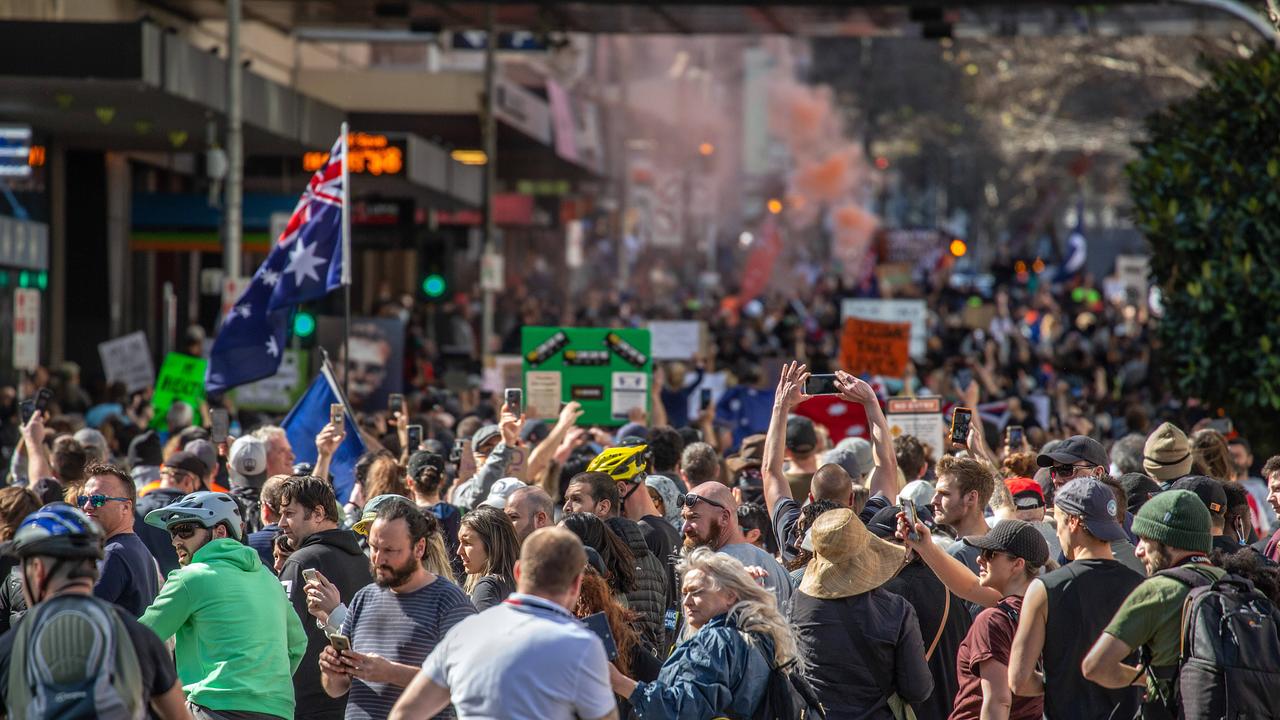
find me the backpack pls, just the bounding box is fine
[6,595,145,720]
[742,632,826,720]
[1153,566,1280,720]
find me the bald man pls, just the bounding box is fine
[682,481,792,609]
[505,486,555,544]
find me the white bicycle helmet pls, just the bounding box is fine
[144,491,244,541]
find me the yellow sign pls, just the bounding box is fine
[303,133,404,176]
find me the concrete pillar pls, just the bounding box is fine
[48,142,65,364]
[105,152,131,339]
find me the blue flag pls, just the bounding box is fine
[1055,201,1088,283]
[282,364,365,503]
[206,132,347,393]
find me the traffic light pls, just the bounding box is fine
[293,310,316,338]
[949,238,967,257]
[422,273,446,298]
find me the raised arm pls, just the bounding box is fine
[762,362,809,515]
[835,371,899,497]
[527,401,583,486]
[895,513,1002,608]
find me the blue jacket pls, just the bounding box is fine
[629,613,772,720]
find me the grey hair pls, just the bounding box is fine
[252,425,288,443]
[1110,434,1145,475]
[677,547,801,669]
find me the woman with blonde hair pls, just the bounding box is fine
[363,454,410,500]
[609,546,802,719]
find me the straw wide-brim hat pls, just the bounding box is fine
[799,508,908,600]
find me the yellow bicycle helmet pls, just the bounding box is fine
[586,443,650,483]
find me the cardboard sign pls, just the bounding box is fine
[648,321,703,360]
[98,331,155,393]
[839,317,911,378]
[12,288,39,372]
[150,352,207,430]
[521,326,652,426]
[887,397,944,460]
[841,298,928,359]
[232,350,309,412]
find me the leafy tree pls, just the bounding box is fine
[1127,48,1280,452]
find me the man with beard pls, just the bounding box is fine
[680,481,791,609]
[1083,490,1223,719]
[320,498,474,719]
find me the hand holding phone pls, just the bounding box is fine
[329,633,351,653]
[902,499,921,541]
[302,568,321,584]
[407,425,423,453]
[950,407,973,446]
[1005,425,1024,449]
[699,388,713,411]
[582,612,619,662]
[804,374,839,396]
[330,403,345,428]
[388,394,404,422]
[504,388,522,418]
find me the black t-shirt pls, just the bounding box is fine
[771,497,802,563]
[94,533,160,618]
[0,598,178,710]
[882,559,972,720]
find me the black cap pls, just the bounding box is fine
[163,451,208,477]
[1036,435,1108,469]
[407,451,446,481]
[128,430,163,468]
[963,519,1050,566]
[1119,472,1162,514]
[786,416,817,455]
[520,420,550,444]
[1171,475,1228,516]
[867,503,938,540]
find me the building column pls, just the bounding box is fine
[105,152,131,339]
[48,142,66,365]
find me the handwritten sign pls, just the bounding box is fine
[839,317,911,378]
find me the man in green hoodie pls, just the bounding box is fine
[141,491,307,720]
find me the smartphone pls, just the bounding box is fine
[954,367,974,393]
[582,611,619,662]
[210,408,230,444]
[388,393,404,417]
[19,399,36,426]
[302,568,320,584]
[329,633,351,653]
[330,403,345,427]
[804,374,840,396]
[1006,425,1024,448]
[902,499,921,541]
[504,388,522,417]
[450,438,464,464]
[407,425,423,453]
[699,387,712,411]
[950,407,973,445]
[33,387,52,414]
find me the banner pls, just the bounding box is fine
[150,353,207,430]
[12,289,40,372]
[647,321,703,361]
[316,316,405,412]
[841,298,928,359]
[98,331,155,393]
[839,317,911,378]
[521,326,652,426]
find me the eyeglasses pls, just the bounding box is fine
[1049,463,1093,479]
[979,549,1015,561]
[77,495,129,508]
[681,494,727,512]
[168,523,205,540]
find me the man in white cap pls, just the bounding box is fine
[479,478,526,510]
[228,435,270,535]
[73,427,110,464]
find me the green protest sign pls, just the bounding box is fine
[150,352,207,430]
[521,326,651,427]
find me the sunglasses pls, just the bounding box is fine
[1049,463,1092,478]
[77,494,130,508]
[979,549,1016,561]
[681,494,727,512]
[168,523,206,540]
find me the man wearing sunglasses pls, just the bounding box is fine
[680,481,792,609]
[1036,435,1108,493]
[81,463,159,618]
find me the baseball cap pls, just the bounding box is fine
[472,425,501,450]
[480,477,526,509]
[520,420,550,445]
[1119,472,1162,514]
[824,438,873,480]
[786,416,818,455]
[127,430,163,468]
[184,440,218,478]
[228,436,268,488]
[615,422,649,444]
[1006,477,1046,511]
[407,451,446,482]
[1036,435,1108,469]
[897,480,935,510]
[1053,477,1127,542]
[962,519,1050,566]
[1170,475,1227,517]
[163,451,208,478]
[352,494,415,536]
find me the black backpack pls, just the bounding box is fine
[1153,567,1280,720]
[741,632,825,720]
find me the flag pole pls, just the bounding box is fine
[340,121,352,401]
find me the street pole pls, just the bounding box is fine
[225,0,243,280]
[480,4,497,370]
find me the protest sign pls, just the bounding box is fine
[233,350,309,412]
[98,331,155,393]
[150,353,207,430]
[316,316,405,412]
[839,317,911,378]
[12,289,39,372]
[887,397,945,460]
[841,298,928,359]
[482,355,524,394]
[647,321,703,360]
[521,326,652,426]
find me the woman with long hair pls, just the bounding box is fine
[609,547,802,719]
[457,506,519,610]
[560,511,637,596]
[364,455,410,501]
[573,569,662,717]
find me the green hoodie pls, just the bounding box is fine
[140,537,307,719]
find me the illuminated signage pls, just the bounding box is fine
[303,133,405,176]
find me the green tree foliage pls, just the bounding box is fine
[1128,48,1280,445]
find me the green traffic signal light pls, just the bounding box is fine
[422,273,446,298]
[17,271,29,288]
[36,271,47,290]
[293,311,316,338]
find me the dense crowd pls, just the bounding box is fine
[0,265,1278,720]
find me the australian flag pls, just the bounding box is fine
[282,362,365,502]
[206,132,347,393]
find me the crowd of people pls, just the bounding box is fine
[1,261,1279,719]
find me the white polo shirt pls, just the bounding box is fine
[422,592,615,720]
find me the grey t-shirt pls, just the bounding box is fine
[1109,539,1148,576]
[719,542,793,610]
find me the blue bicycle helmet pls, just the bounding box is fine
[144,491,244,541]
[0,504,104,560]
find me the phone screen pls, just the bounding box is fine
[388,394,404,416]
[954,368,974,392]
[210,409,230,444]
[407,425,423,453]
[582,612,619,661]
[1006,425,1024,447]
[19,400,35,426]
[330,403,345,427]
[699,388,712,411]
[504,388,522,417]
[33,387,52,413]
[951,408,973,444]
[903,499,921,541]
[329,634,351,652]
[804,374,840,396]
